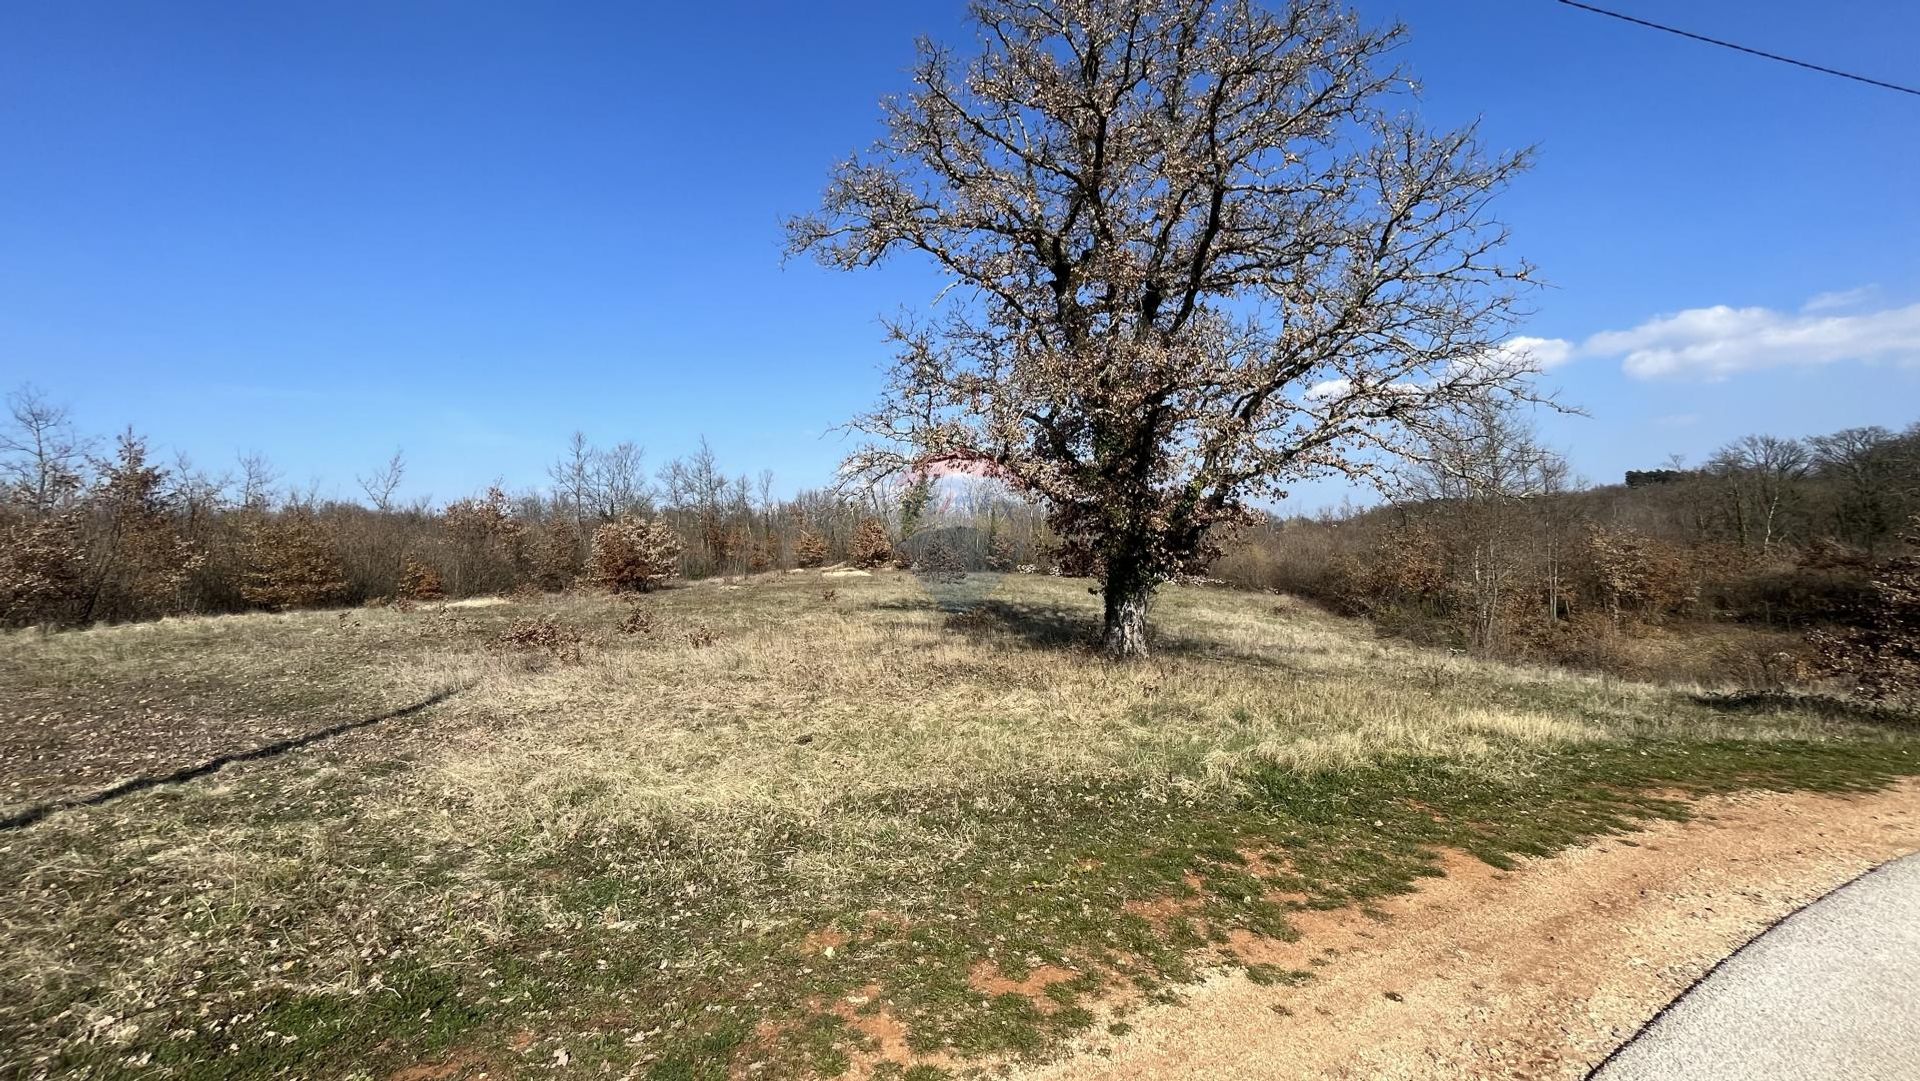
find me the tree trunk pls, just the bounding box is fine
[1101,566,1153,659]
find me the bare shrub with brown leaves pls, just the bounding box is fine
[913,539,968,584]
[396,558,444,601]
[587,516,683,592]
[794,530,829,568]
[1704,636,1816,694]
[442,485,526,593]
[1327,522,1452,621]
[1813,517,1920,703]
[616,603,656,636]
[238,512,350,611]
[85,432,204,622]
[494,614,586,664]
[531,517,584,591]
[1580,526,1697,627]
[0,510,87,626]
[850,518,893,569]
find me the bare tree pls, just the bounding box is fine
[1,385,89,514]
[1808,426,1903,553]
[596,441,650,519]
[168,452,230,531]
[235,451,281,511]
[550,431,598,527]
[756,469,777,517]
[1391,397,1564,649]
[356,449,407,512]
[1708,434,1811,552]
[788,0,1543,655]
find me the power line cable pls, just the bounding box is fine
[1556,0,1920,98]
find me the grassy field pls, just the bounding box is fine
[3,571,1915,1080]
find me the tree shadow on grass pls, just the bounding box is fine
[1690,690,1919,732]
[0,685,469,832]
[863,593,1307,672]
[863,594,1099,650]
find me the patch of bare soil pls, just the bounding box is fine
[440,596,511,609]
[387,1048,492,1081]
[829,984,959,1081]
[1012,782,1920,1081]
[970,960,1080,1005]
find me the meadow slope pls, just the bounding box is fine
[2,571,1915,1079]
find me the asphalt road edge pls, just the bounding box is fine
[1582,848,1918,1079]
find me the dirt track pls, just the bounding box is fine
[1011,782,1920,1081]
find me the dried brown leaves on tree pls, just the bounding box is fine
[397,558,446,601]
[587,516,684,592]
[83,432,204,623]
[789,0,1545,655]
[531,517,585,591]
[0,511,87,626]
[1812,517,1920,704]
[239,511,350,611]
[849,518,895,569]
[794,530,829,568]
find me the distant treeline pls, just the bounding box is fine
[1212,412,1919,685]
[4,383,1915,683]
[0,386,1051,627]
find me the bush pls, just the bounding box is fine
[0,511,87,627]
[531,518,584,591]
[1812,518,1920,703]
[850,518,893,569]
[986,530,1016,572]
[615,602,656,636]
[747,539,773,573]
[913,539,967,583]
[794,529,828,568]
[1579,526,1697,625]
[1326,522,1451,618]
[239,512,349,611]
[84,432,203,622]
[1704,635,1816,694]
[587,516,683,592]
[494,615,585,664]
[397,558,445,601]
[442,486,526,594]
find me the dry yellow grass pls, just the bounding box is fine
[1,570,1906,1079]
[366,573,1853,848]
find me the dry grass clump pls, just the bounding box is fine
[492,615,586,664]
[615,602,656,636]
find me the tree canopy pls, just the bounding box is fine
[789,0,1546,655]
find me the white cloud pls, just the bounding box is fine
[1802,285,1879,313]
[1494,335,1575,370]
[1302,336,1570,401]
[1582,299,1920,380]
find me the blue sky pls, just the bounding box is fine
[2,0,1916,510]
